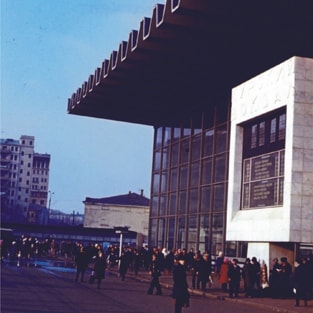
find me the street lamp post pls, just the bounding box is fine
[114,226,129,274]
[48,191,54,221]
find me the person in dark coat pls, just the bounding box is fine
[278,257,292,298]
[293,257,311,307]
[228,258,241,298]
[164,249,175,274]
[133,249,142,276]
[147,254,163,295]
[251,256,261,294]
[269,257,281,298]
[190,252,201,289]
[198,253,212,291]
[74,245,89,283]
[118,250,129,281]
[242,258,254,298]
[172,254,190,313]
[94,250,107,289]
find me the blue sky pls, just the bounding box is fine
[1,0,160,213]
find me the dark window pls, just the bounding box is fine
[243,107,286,158]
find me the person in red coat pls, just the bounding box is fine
[219,258,230,292]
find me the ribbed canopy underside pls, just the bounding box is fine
[68,0,313,127]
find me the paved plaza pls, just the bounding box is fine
[1,259,311,313]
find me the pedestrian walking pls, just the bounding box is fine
[147,254,163,295]
[172,255,190,313]
[93,250,107,289]
[74,244,89,283]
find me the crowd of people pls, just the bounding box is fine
[215,252,313,307]
[71,244,313,308]
[2,236,313,309]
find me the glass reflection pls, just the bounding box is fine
[190,162,199,187]
[188,215,198,247]
[200,186,211,213]
[177,216,186,248]
[178,191,187,214]
[152,173,160,193]
[213,184,225,212]
[202,158,212,184]
[151,196,158,217]
[189,188,198,214]
[169,193,176,215]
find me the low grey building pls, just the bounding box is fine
[83,191,150,244]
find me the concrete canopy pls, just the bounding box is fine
[67,0,313,128]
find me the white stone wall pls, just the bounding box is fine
[227,57,313,243]
[84,203,149,236]
[291,57,313,242]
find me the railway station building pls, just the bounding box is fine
[67,0,313,264]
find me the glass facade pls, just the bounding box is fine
[149,100,238,256]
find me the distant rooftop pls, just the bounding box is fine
[0,138,19,145]
[84,191,149,207]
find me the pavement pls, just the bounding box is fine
[2,257,311,313]
[108,266,312,313]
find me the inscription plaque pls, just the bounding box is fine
[242,150,284,208]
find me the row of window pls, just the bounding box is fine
[10,181,47,189]
[32,177,48,183]
[9,172,30,178]
[9,194,46,204]
[151,183,226,217]
[154,126,228,171]
[9,170,48,178]
[1,146,19,152]
[21,139,33,146]
[10,162,31,169]
[32,185,48,190]
[31,199,45,205]
[244,108,286,158]
[33,170,49,174]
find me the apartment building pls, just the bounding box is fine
[0,135,50,220]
